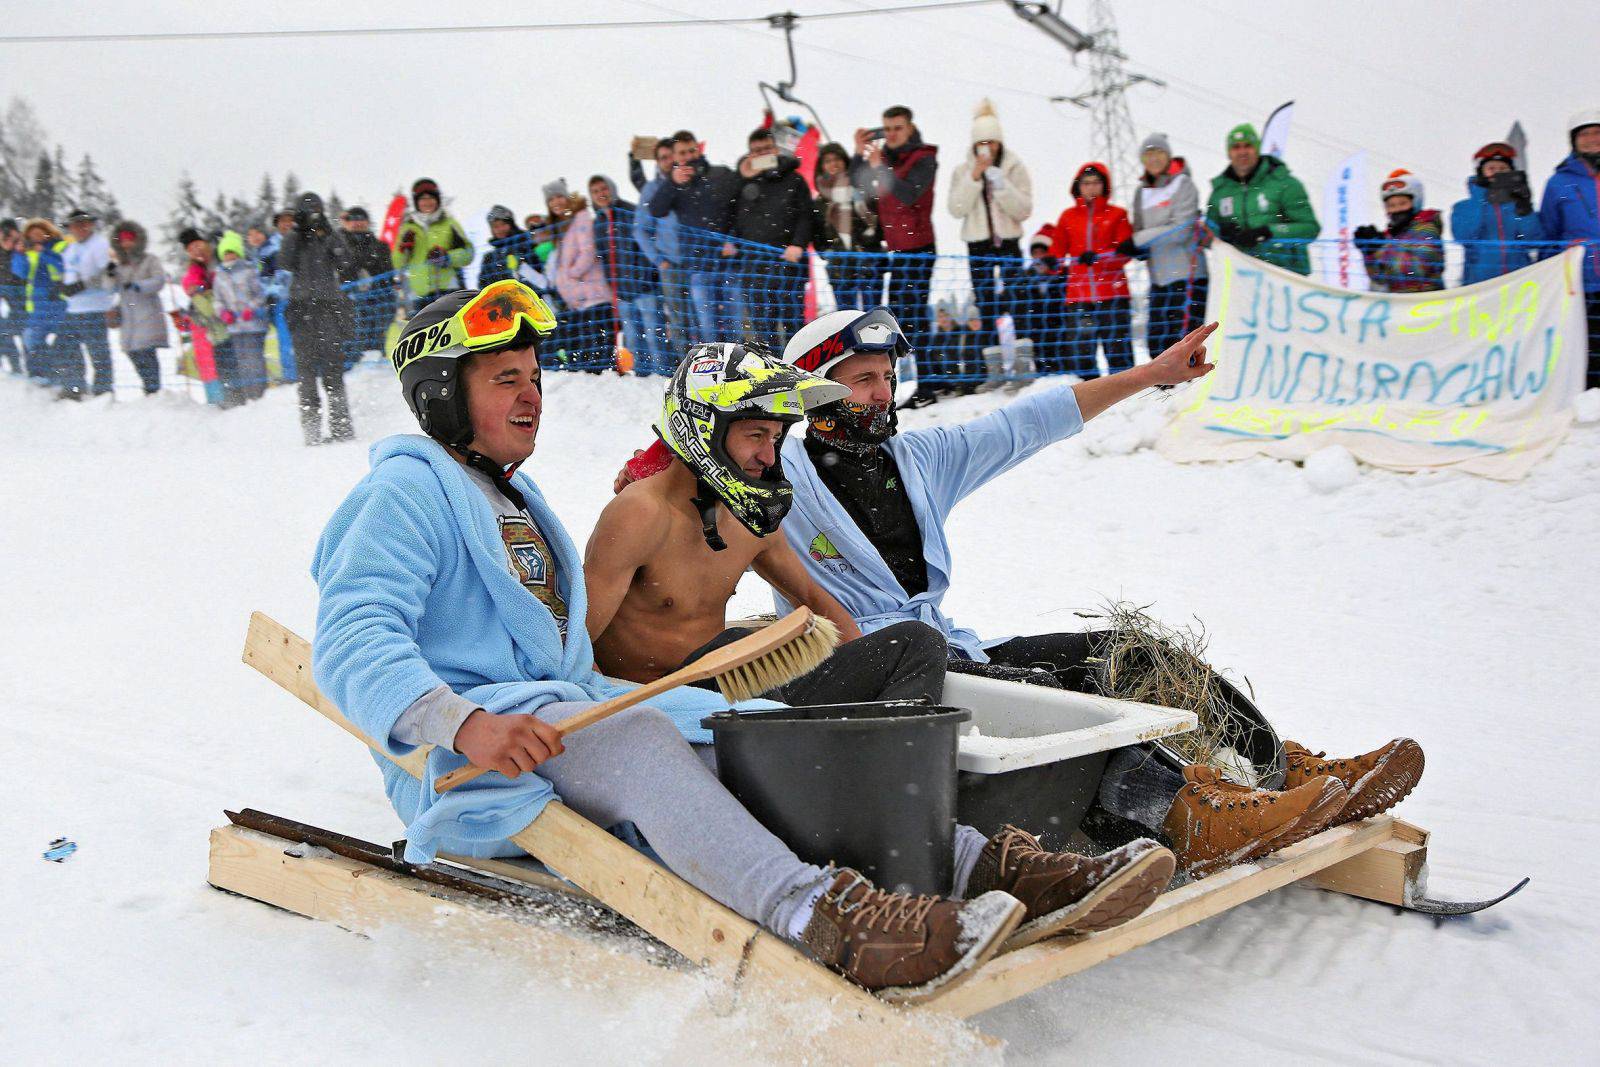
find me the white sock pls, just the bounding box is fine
[785,878,830,941]
[950,823,990,898]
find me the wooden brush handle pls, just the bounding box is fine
[432,608,823,796]
[433,673,683,794]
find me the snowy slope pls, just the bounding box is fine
[2,364,1596,1064]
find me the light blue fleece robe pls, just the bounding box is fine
[775,384,1085,661]
[312,434,774,862]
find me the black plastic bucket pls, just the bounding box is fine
[957,750,1111,853]
[701,701,970,895]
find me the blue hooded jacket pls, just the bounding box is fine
[312,434,772,861]
[1449,179,1547,286]
[773,384,1085,660]
[1539,153,1600,292]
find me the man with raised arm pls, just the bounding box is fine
[618,310,1422,877]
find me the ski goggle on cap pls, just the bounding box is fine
[791,307,909,375]
[390,280,558,375]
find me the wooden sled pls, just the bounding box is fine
[217,612,1486,1053]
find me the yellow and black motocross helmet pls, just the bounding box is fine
[655,342,849,549]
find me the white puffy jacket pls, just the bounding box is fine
[946,147,1033,245]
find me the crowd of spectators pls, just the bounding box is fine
[3,102,1597,436]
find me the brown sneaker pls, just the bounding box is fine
[966,826,1175,950]
[1284,738,1425,824]
[1162,764,1348,878]
[799,869,1023,1004]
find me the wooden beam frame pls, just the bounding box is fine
[240,613,970,1051]
[210,819,986,1059]
[237,612,1432,1039]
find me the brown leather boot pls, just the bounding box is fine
[966,826,1175,950]
[1283,738,1424,824]
[799,869,1023,1004]
[1162,764,1348,877]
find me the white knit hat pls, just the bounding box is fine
[971,98,1003,144]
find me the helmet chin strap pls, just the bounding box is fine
[457,443,528,512]
[692,480,728,552]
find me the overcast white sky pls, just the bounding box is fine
[3,0,1596,249]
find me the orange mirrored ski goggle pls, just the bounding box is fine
[391,280,559,376]
[456,279,558,348]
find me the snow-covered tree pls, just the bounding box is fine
[75,154,120,221]
[164,173,206,259]
[0,98,49,215]
[255,173,278,224]
[25,153,56,219]
[52,144,78,215]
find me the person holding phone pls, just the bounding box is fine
[735,127,813,355]
[946,99,1033,389]
[647,130,743,342]
[851,106,939,364]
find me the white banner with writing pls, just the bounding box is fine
[1159,244,1588,480]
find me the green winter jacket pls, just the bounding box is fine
[1205,155,1320,275]
[390,212,474,299]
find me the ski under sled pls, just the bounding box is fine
[217,612,1526,1054]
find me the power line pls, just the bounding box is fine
[0,1,1000,46]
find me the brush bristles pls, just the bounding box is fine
[714,615,841,703]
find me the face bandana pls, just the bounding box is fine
[807,393,898,455]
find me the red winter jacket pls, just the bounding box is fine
[1048,162,1133,304]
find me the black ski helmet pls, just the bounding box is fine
[391,288,546,448]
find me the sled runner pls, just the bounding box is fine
[215,612,1524,1051]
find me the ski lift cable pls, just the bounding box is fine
[0,0,1001,46]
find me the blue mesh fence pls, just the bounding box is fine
[3,222,1597,399]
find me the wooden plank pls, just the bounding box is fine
[208,824,675,980]
[213,822,987,1059]
[1305,840,1426,906]
[509,803,884,1004]
[1390,818,1430,847]
[925,816,1399,1018]
[243,612,429,779]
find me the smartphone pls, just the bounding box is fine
[630,135,659,162]
[865,126,886,141]
[976,144,993,160]
[750,154,779,173]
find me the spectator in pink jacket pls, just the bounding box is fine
[544,178,614,372]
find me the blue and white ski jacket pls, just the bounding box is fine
[312,434,765,861]
[775,384,1085,661]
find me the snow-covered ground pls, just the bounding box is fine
[3,362,1597,1064]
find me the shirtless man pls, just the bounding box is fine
[585,341,949,707]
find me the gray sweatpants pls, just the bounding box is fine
[533,701,828,936]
